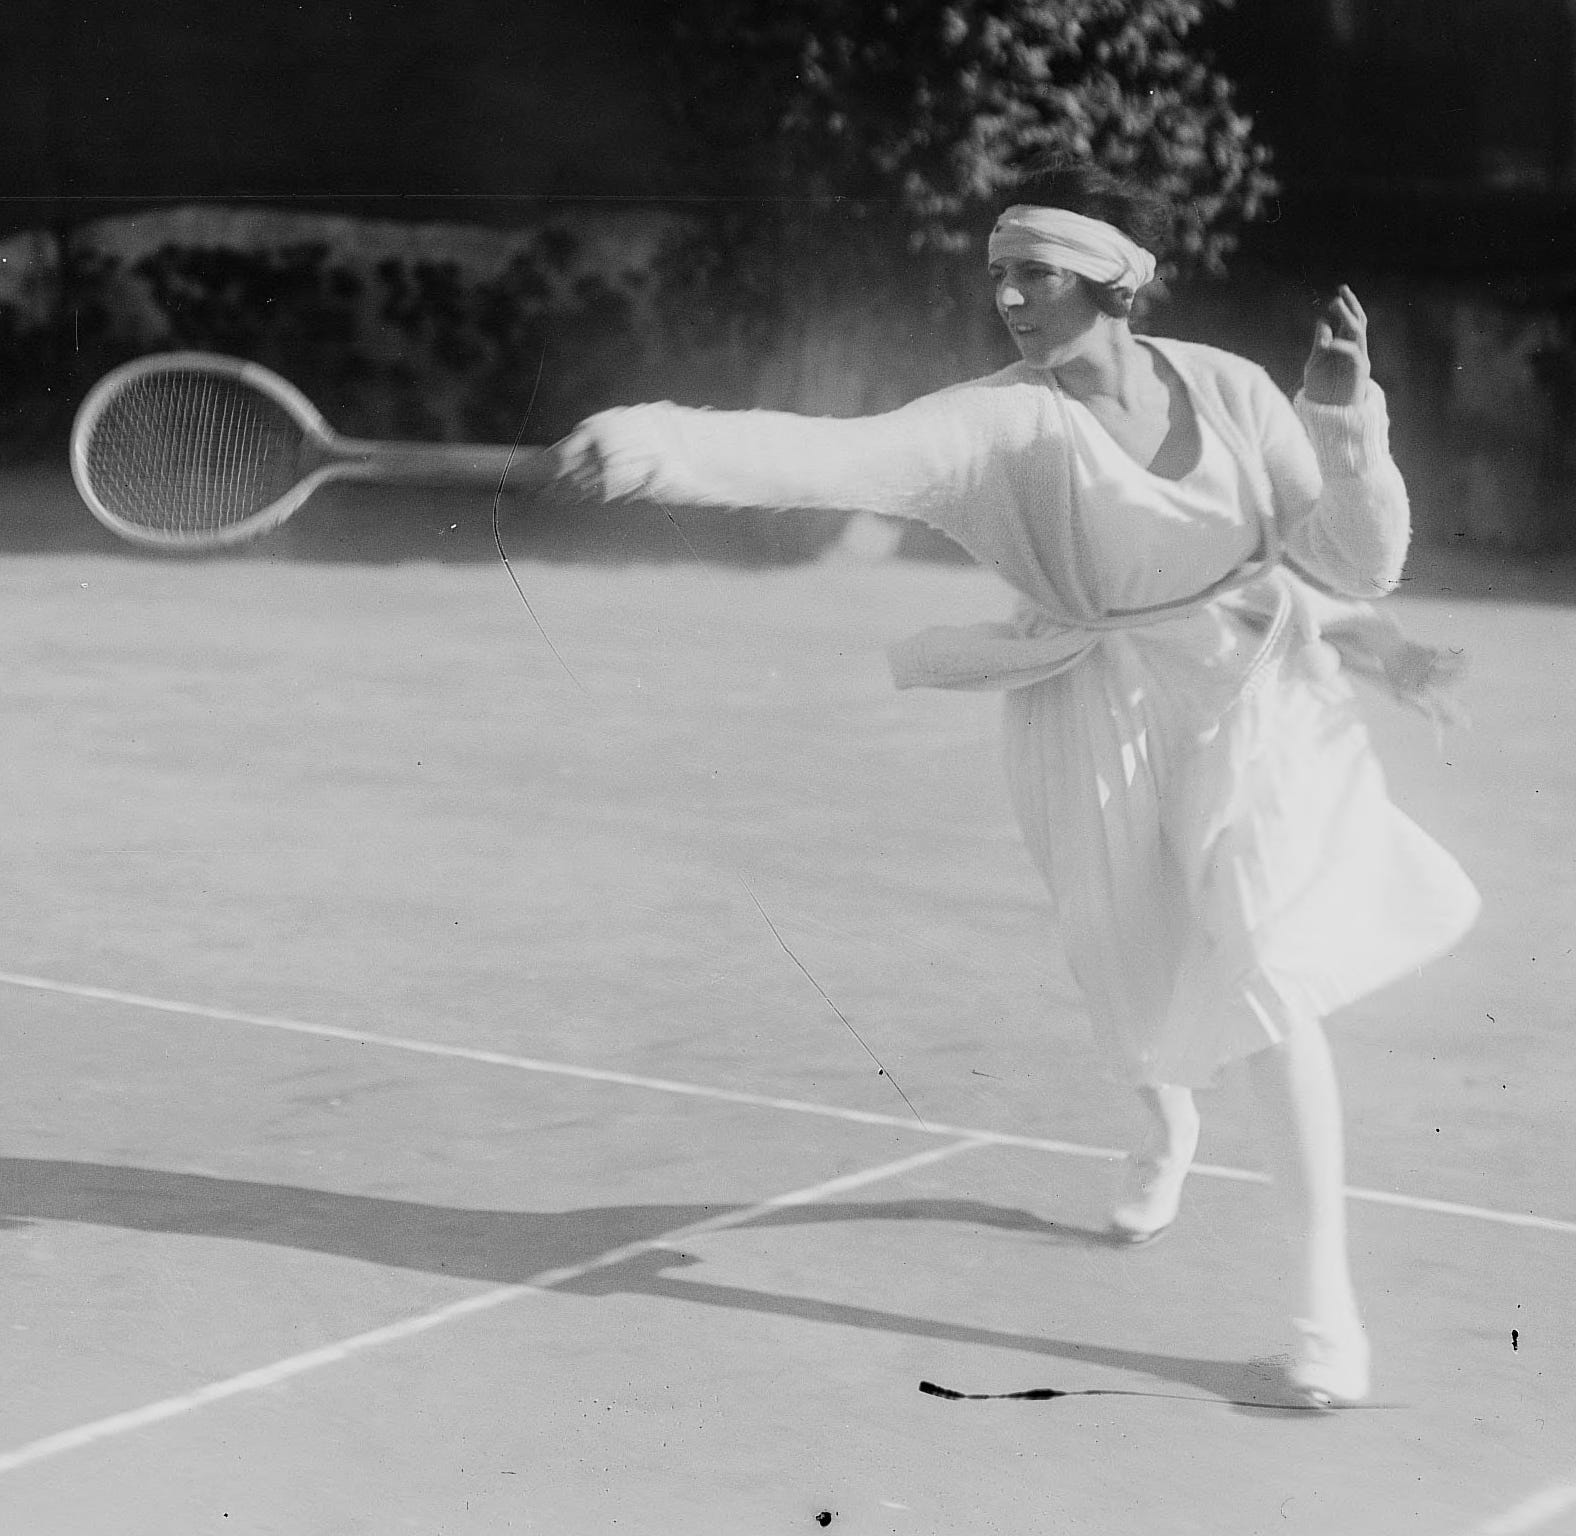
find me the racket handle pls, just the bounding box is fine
[331,438,555,490]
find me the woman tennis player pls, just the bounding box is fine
[548,160,1480,1408]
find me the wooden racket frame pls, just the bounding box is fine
[70,351,549,550]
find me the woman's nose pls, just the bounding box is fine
[999,285,1026,310]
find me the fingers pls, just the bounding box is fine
[550,424,594,467]
[1313,319,1364,362]
[548,425,608,499]
[1303,287,1373,405]
[1315,284,1371,361]
[1324,285,1367,342]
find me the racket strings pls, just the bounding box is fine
[82,371,307,535]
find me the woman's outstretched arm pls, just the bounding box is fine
[547,378,1030,544]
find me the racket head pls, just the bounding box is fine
[70,352,335,550]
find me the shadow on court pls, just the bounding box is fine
[0,1157,1302,1412]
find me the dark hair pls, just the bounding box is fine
[1002,156,1169,317]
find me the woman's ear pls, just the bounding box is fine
[1080,277,1133,318]
[1099,285,1135,319]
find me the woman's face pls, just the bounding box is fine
[990,257,1105,369]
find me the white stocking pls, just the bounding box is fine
[1134,1082,1199,1159]
[1246,1019,1360,1330]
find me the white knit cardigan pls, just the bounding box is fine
[578,339,1458,719]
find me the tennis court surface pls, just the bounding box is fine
[1,486,1572,1535]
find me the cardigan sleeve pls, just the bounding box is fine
[557,381,1026,548]
[1251,370,1411,599]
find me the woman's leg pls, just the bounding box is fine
[1246,1019,1369,1403]
[1110,1083,1200,1242]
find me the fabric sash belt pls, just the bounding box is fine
[887,563,1466,730]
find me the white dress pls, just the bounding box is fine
[573,338,1482,1087]
[999,396,1477,1085]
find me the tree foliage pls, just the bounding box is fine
[658,0,1275,281]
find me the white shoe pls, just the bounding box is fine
[1289,1313,1370,1407]
[1109,1119,1200,1244]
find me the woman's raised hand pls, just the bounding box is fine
[1302,285,1372,408]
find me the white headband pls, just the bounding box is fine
[987,205,1156,295]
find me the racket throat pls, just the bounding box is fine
[330,437,548,490]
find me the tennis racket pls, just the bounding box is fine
[70,352,553,551]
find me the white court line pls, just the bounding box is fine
[4,967,1575,1237]
[0,1135,985,1478]
[1469,1482,1576,1536]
